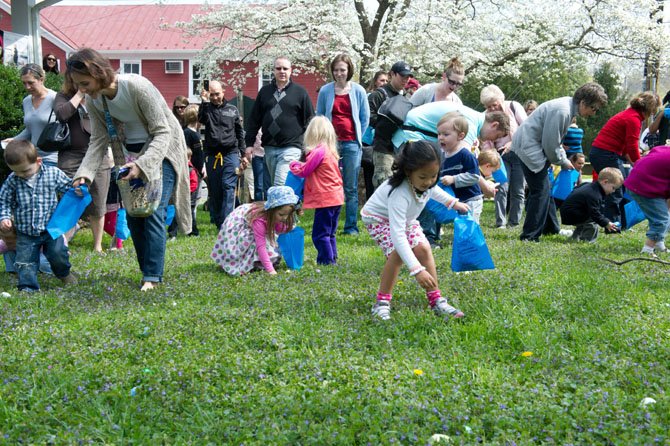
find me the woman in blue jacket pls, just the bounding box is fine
[316,54,370,235]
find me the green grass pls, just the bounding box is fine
[0,201,668,444]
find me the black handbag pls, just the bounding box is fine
[36,109,71,152]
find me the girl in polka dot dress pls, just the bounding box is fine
[211,186,298,275]
[361,140,470,321]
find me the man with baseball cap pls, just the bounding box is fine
[367,60,413,188]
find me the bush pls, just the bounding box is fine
[0,66,63,183]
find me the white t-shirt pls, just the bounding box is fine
[92,74,150,144]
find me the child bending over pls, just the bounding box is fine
[211,186,299,275]
[0,140,76,291]
[623,145,670,255]
[559,167,623,242]
[361,140,470,321]
[290,116,344,265]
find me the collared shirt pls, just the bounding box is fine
[0,165,72,236]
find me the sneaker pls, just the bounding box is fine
[60,273,78,285]
[654,242,668,253]
[372,300,391,320]
[559,229,574,237]
[641,245,657,257]
[432,297,464,319]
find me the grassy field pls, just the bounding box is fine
[0,202,668,445]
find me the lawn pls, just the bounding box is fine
[0,202,668,445]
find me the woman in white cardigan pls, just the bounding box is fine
[69,48,191,291]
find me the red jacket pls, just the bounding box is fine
[591,107,644,163]
[188,162,198,193]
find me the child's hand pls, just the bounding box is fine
[440,175,455,186]
[453,202,470,214]
[0,219,13,232]
[415,270,437,290]
[480,180,497,198]
[606,222,620,233]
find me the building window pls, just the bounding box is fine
[121,60,141,75]
[191,64,203,98]
[261,63,273,88]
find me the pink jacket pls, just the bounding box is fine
[289,143,344,209]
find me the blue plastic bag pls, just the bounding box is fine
[165,204,175,226]
[47,185,92,239]
[624,200,646,229]
[277,226,305,270]
[425,184,458,224]
[551,169,580,200]
[362,126,375,146]
[491,158,508,184]
[451,214,495,272]
[285,171,305,201]
[116,208,131,240]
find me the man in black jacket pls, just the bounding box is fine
[198,80,245,228]
[368,60,412,187]
[244,57,314,187]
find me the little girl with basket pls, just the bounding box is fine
[361,140,470,321]
[211,186,299,275]
[289,116,344,265]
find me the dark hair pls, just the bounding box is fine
[61,68,77,96]
[368,70,388,92]
[662,91,670,106]
[484,110,510,137]
[629,91,660,118]
[330,54,355,81]
[4,140,38,165]
[19,63,45,80]
[42,54,59,74]
[573,82,608,110]
[66,48,116,89]
[387,140,441,194]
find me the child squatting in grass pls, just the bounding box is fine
[361,140,470,321]
[211,185,299,275]
[0,140,77,291]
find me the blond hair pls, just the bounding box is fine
[598,167,623,185]
[477,150,501,169]
[303,116,339,159]
[183,104,199,126]
[437,111,469,136]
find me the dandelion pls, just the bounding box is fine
[521,351,533,357]
[413,369,424,376]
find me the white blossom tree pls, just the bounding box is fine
[171,0,667,87]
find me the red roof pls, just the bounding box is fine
[38,3,223,51]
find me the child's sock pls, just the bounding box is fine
[426,289,441,307]
[116,238,123,249]
[376,292,392,302]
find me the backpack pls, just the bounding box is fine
[374,89,413,143]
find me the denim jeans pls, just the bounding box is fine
[495,151,525,227]
[252,155,271,201]
[629,191,670,242]
[127,159,175,283]
[520,160,560,241]
[15,231,70,291]
[312,205,341,264]
[589,147,625,224]
[264,146,302,187]
[338,141,362,234]
[206,151,240,228]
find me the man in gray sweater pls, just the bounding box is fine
[511,83,607,242]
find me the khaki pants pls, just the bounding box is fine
[372,151,395,188]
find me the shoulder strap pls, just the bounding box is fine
[401,124,438,139]
[509,101,516,115]
[101,96,127,166]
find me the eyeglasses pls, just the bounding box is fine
[274,66,290,71]
[66,59,87,70]
[175,106,187,110]
[47,57,56,62]
[447,78,463,89]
